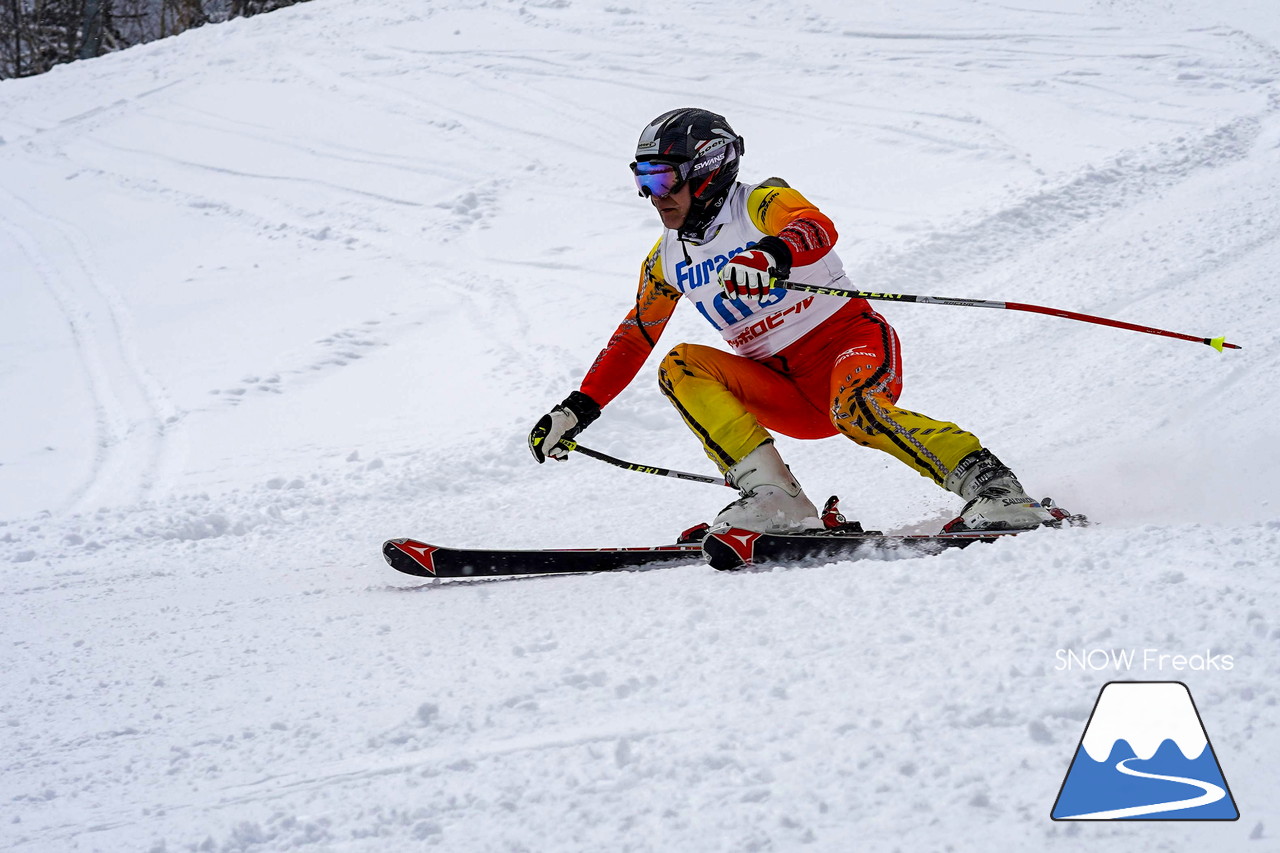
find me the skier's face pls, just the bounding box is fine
[650,182,692,230]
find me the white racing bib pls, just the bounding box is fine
[657,182,850,359]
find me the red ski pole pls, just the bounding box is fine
[779,281,1241,352]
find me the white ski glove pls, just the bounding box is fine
[719,249,781,302]
[529,391,601,463]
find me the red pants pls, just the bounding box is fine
[658,301,981,487]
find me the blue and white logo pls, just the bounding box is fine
[1051,681,1239,820]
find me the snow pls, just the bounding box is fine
[1,0,1278,849]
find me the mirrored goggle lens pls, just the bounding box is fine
[632,162,684,198]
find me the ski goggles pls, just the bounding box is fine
[631,160,686,198]
[631,138,741,198]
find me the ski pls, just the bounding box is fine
[701,527,1015,571]
[699,494,1084,570]
[382,537,703,578]
[384,499,1084,578]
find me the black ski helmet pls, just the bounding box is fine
[631,108,744,234]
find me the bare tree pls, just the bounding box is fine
[0,0,310,79]
[78,0,104,59]
[4,0,22,77]
[157,0,205,38]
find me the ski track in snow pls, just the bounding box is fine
[1,0,1279,851]
[849,110,1274,292]
[0,184,179,514]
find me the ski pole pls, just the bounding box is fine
[779,281,1241,352]
[560,440,732,487]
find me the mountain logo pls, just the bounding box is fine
[1051,681,1239,820]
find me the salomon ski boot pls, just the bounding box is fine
[943,449,1063,532]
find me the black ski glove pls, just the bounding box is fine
[529,391,601,463]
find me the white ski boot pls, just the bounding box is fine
[711,442,823,533]
[943,449,1058,532]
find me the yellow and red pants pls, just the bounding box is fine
[657,301,982,487]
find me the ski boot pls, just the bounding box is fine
[708,442,823,534]
[942,449,1076,533]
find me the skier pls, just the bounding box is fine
[529,107,1062,534]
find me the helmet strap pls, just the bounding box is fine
[677,186,731,242]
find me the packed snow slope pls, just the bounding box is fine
[2,0,1278,850]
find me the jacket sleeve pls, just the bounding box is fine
[579,239,681,407]
[746,183,839,270]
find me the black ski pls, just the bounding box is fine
[701,526,1015,571]
[384,497,1083,578]
[383,537,703,578]
[382,529,1011,579]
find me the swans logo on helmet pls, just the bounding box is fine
[690,143,730,175]
[684,131,742,199]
